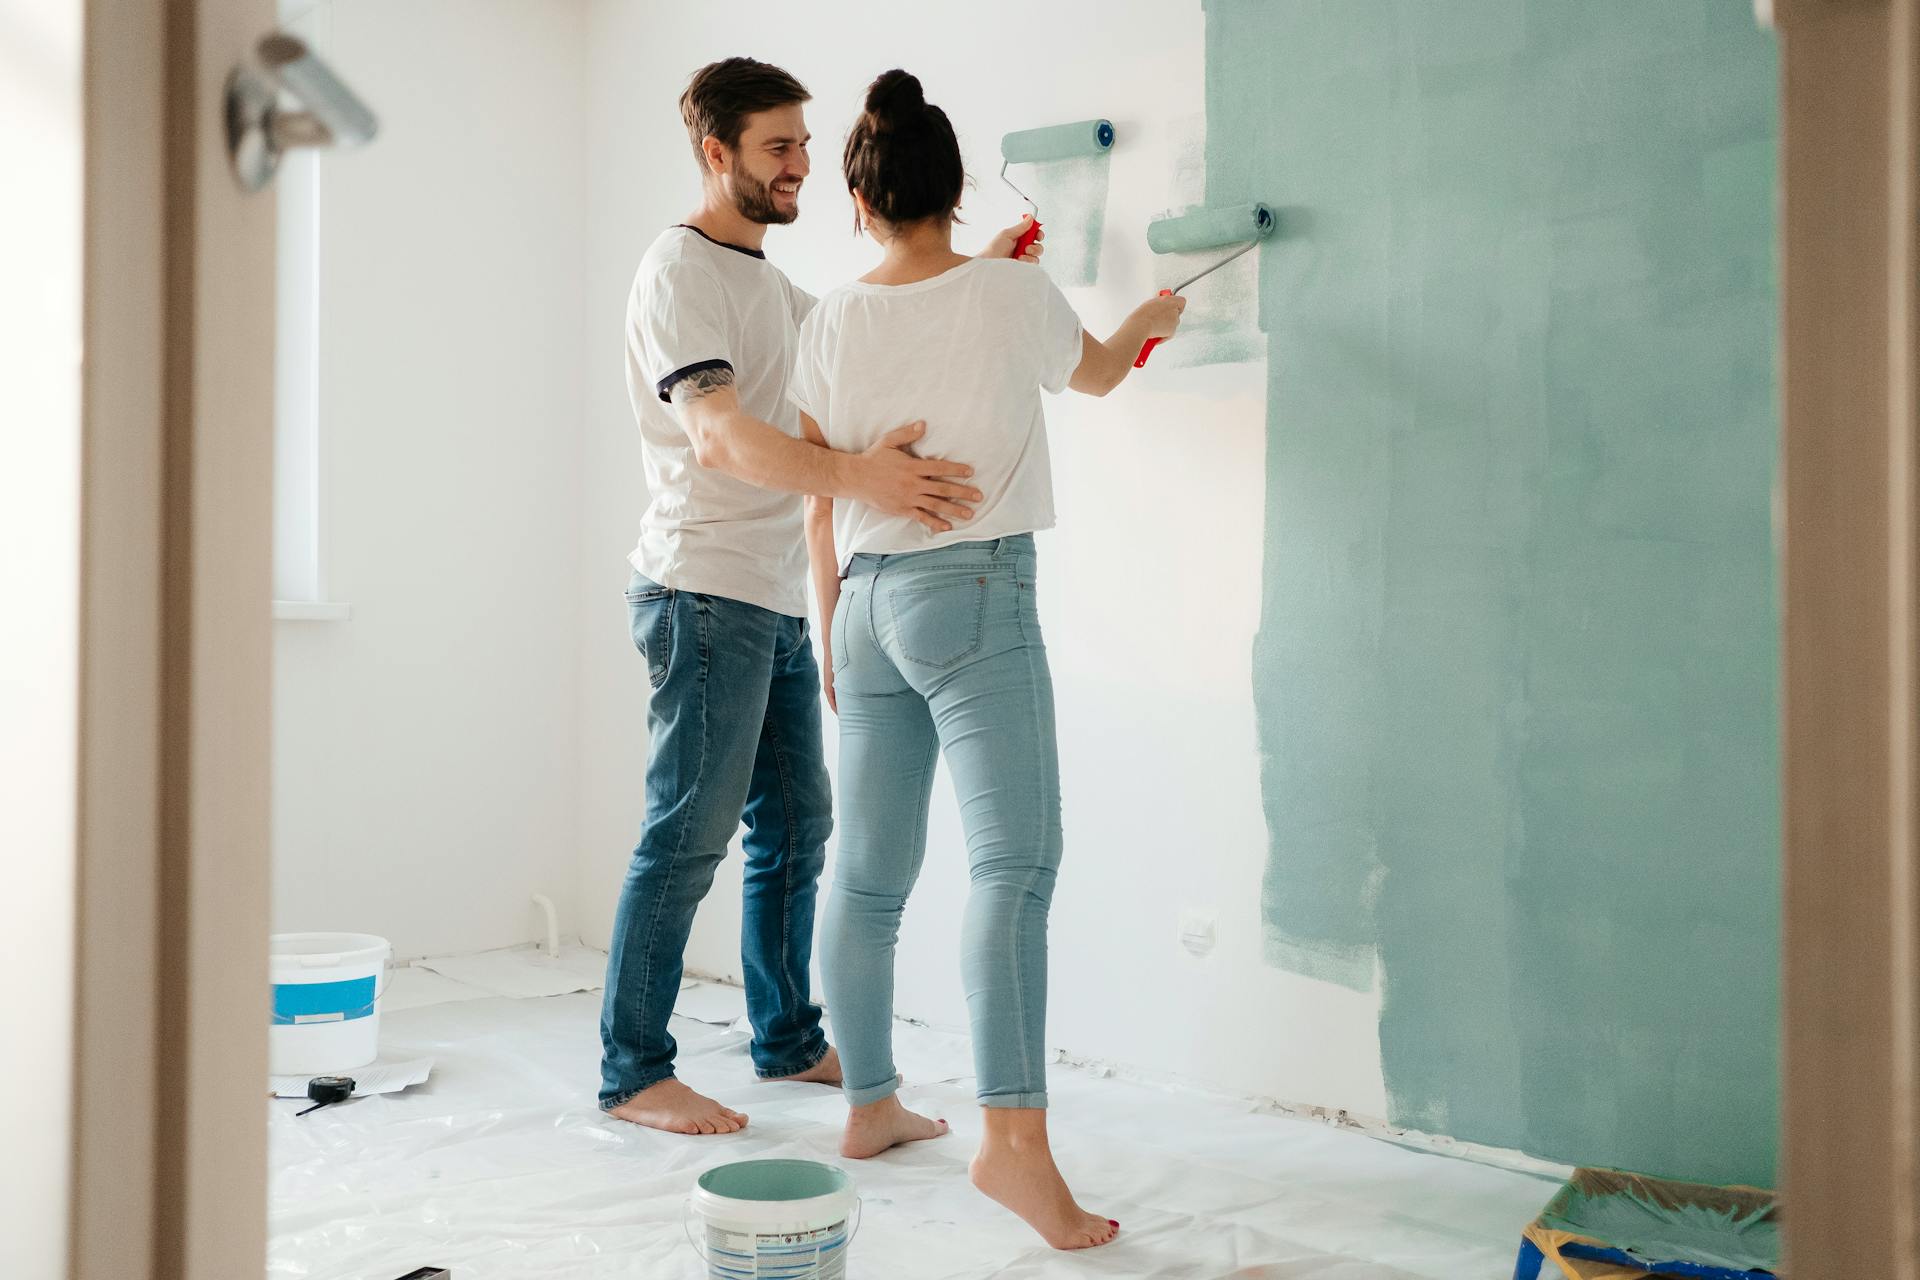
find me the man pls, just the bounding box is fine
[601,56,1041,1135]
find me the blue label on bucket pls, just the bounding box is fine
[272,976,377,1026]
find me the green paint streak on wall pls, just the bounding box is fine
[1212,0,1780,1185]
[1017,155,1111,287]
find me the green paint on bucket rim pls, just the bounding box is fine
[696,1159,851,1203]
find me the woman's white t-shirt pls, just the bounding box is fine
[788,257,1084,570]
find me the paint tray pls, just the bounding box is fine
[1512,1168,1778,1280]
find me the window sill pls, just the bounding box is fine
[273,600,352,622]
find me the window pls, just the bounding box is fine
[272,0,347,619]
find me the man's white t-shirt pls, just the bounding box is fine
[788,258,1083,571]
[624,225,815,617]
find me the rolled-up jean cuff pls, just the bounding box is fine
[842,1074,903,1107]
[754,1041,830,1081]
[979,1090,1048,1109]
[600,1072,676,1112]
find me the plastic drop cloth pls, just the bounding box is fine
[269,985,1558,1279]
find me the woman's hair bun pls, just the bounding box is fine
[843,68,963,232]
[864,69,925,120]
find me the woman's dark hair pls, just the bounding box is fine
[680,57,811,170]
[843,70,965,233]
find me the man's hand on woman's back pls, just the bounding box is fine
[843,422,982,535]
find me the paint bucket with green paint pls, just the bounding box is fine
[684,1159,859,1279]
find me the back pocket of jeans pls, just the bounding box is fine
[887,576,986,668]
[830,587,853,674]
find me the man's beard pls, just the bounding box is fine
[732,169,796,225]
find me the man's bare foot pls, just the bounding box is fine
[776,1045,843,1088]
[606,1078,747,1135]
[840,1094,949,1159]
[969,1113,1116,1250]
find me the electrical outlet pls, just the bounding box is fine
[1178,910,1216,957]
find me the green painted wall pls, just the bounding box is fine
[1213,0,1780,1185]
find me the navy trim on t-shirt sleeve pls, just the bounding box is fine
[656,358,735,404]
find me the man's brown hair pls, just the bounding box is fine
[680,57,812,171]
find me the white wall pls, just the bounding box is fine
[272,0,590,958]
[272,0,1388,1117]
[0,0,80,1270]
[571,8,658,960]
[576,0,1388,1115]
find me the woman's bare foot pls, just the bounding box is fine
[606,1078,747,1135]
[774,1045,843,1088]
[969,1109,1117,1250]
[840,1094,949,1159]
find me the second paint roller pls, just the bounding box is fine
[998,118,1115,257]
[1137,202,1276,367]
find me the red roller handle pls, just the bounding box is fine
[1134,290,1173,367]
[1012,216,1042,259]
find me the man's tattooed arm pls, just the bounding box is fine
[661,359,971,533]
[668,364,736,404]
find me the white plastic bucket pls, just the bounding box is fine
[685,1159,859,1279]
[269,932,390,1076]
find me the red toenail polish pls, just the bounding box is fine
[1108,1220,1119,1228]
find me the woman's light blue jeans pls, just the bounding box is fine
[821,534,1061,1109]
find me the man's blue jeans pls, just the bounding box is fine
[598,573,832,1110]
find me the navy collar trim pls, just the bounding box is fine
[677,223,767,259]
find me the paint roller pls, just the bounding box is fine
[998,119,1116,258]
[1135,202,1276,366]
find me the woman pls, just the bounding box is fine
[791,70,1184,1252]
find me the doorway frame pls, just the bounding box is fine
[1776,0,1920,1273]
[71,0,274,1275]
[64,0,1920,1274]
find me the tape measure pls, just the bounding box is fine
[296,1074,355,1116]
